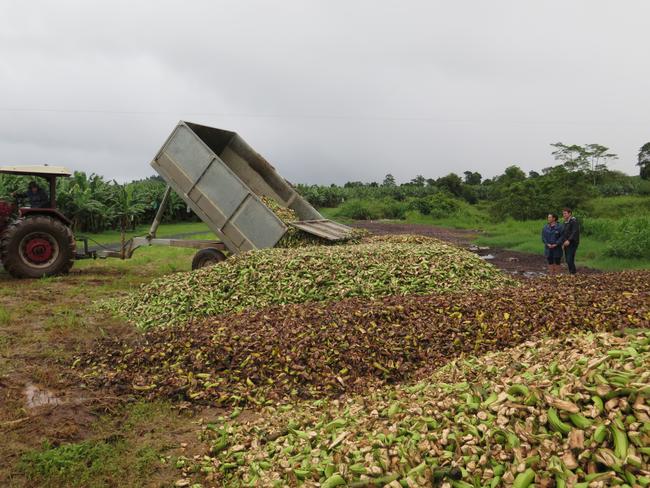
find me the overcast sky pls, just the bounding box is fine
[1,1,649,184]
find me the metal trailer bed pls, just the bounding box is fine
[99,122,352,263]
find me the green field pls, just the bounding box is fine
[322,196,650,271]
[81,221,212,245]
[81,202,650,271]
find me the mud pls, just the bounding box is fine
[23,383,62,408]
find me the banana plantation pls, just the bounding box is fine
[0,172,197,233]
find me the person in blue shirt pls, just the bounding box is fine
[542,213,564,274]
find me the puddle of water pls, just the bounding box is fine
[23,383,62,408]
[523,271,546,278]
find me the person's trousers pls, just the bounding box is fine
[564,242,578,274]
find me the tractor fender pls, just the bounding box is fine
[19,208,73,227]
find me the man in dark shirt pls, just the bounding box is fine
[561,207,580,274]
[12,181,50,208]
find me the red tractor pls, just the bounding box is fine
[0,165,76,278]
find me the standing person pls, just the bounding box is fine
[561,208,580,275]
[542,213,563,274]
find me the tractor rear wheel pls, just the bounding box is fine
[191,248,226,270]
[0,216,75,278]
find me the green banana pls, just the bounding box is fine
[512,468,535,488]
[293,468,310,480]
[451,481,474,488]
[482,391,499,407]
[592,424,608,443]
[611,426,629,460]
[507,384,530,397]
[325,418,347,431]
[548,408,571,435]
[407,462,426,478]
[569,413,593,429]
[591,395,604,415]
[321,474,346,488]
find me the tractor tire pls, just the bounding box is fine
[0,216,75,278]
[191,248,226,270]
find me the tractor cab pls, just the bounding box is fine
[0,165,76,278]
[0,164,70,210]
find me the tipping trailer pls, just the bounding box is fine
[100,121,353,268]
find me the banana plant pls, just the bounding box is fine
[110,181,147,258]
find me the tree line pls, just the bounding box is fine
[0,174,198,233]
[1,142,648,232]
[297,142,650,221]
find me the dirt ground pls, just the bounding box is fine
[352,220,599,276]
[0,266,209,487]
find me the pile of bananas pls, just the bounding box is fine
[177,329,650,487]
[81,271,648,409]
[260,196,299,223]
[103,235,512,329]
[260,195,364,248]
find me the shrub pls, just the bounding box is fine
[406,197,434,215]
[406,194,463,218]
[336,200,376,220]
[426,193,462,218]
[605,216,650,259]
[336,198,407,220]
[579,217,614,240]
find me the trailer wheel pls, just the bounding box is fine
[191,248,226,270]
[1,216,75,278]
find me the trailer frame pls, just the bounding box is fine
[96,185,227,260]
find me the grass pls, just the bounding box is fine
[425,215,650,270]
[322,197,650,271]
[401,205,488,229]
[19,440,125,487]
[0,305,10,325]
[583,195,650,218]
[0,243,218,486]
[79,221,212,245]
[17,401,185,488]
[470,223,649,270]
[323,202,489,229]
[71,231,218,282]
[44,307,84,330]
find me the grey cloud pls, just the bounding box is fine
[1,0,648,184]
